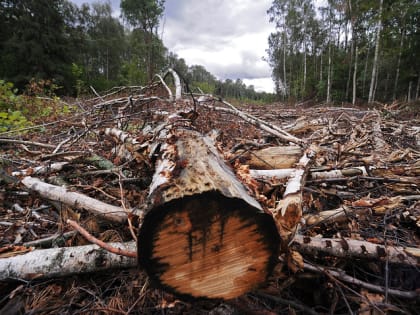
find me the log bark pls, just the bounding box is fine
[0,242,136,281]
[138,117,280,300]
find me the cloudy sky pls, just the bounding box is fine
[71,0,275,92]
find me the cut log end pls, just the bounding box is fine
[138,192,280,300]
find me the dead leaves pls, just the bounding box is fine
[0,245,32,258]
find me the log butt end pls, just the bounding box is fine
[138,192,279,300]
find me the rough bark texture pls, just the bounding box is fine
[138,120,280,300]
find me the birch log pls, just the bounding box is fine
[21,177,129,223]
[292,235,420,267]
[138,117,280,300]
[0,242,136,281]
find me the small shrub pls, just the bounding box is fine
[0,80,30,132]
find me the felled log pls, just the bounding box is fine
[242,146,302,169]
[0,241,136,281]
[21,176,130,223]
[138,116,280,300]
[292,235,420,267]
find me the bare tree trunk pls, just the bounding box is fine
[362,43,370,98]
[416,75,420,100]
[320,50,323,82]
[345,0,353,102]
[408,81,413,102]
[283,30,287,96]
[303,45,307,97]
[326,8,333,103]
[393,29,405,100]
[346,37,354,101]
[327,40,332,103]
[352,45,358,105]
[302,17,307,97]
[368,0,383,103]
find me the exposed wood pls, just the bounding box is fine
[21,176,130,223]
[0,241,136,281]
[242,146,302,169]
[270,145,318,243]
[138,116,280,300]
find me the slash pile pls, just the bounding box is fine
[0,78,419,314]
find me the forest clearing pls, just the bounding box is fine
[0,70,419,314]
[1,0,420,314]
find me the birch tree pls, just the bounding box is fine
[368,0,383,103]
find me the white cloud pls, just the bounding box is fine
[243,78,275,93]
[162,0,275,92]
[70,0,276,92]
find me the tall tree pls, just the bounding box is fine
[368,0,383,103]
[120,0,165,81]
[0,0,71,90]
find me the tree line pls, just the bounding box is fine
[267,0,420,104]
[0,0,273,102]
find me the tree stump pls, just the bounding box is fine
[138,120,280,299]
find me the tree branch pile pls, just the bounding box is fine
[1,73,419,313]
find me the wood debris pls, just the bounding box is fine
[1,72,419,314]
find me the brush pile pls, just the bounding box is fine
[1,73,419,314]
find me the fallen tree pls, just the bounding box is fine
[138,113,280,299]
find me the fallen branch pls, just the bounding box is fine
[0,241,136,281]
[67,219,136,258]
[303,261,420,300]
[21,176,130,223]
[199,100,305,145]
[292,235,420,267]
[163,68,181,101]
[12,162,69,177]
[0,138,55,149]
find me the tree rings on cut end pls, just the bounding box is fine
[138,192,280,300]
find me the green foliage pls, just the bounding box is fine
[71,63,85,97]
[267,0,420,103]
[0,80,29,132]
[0,0,72,91]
